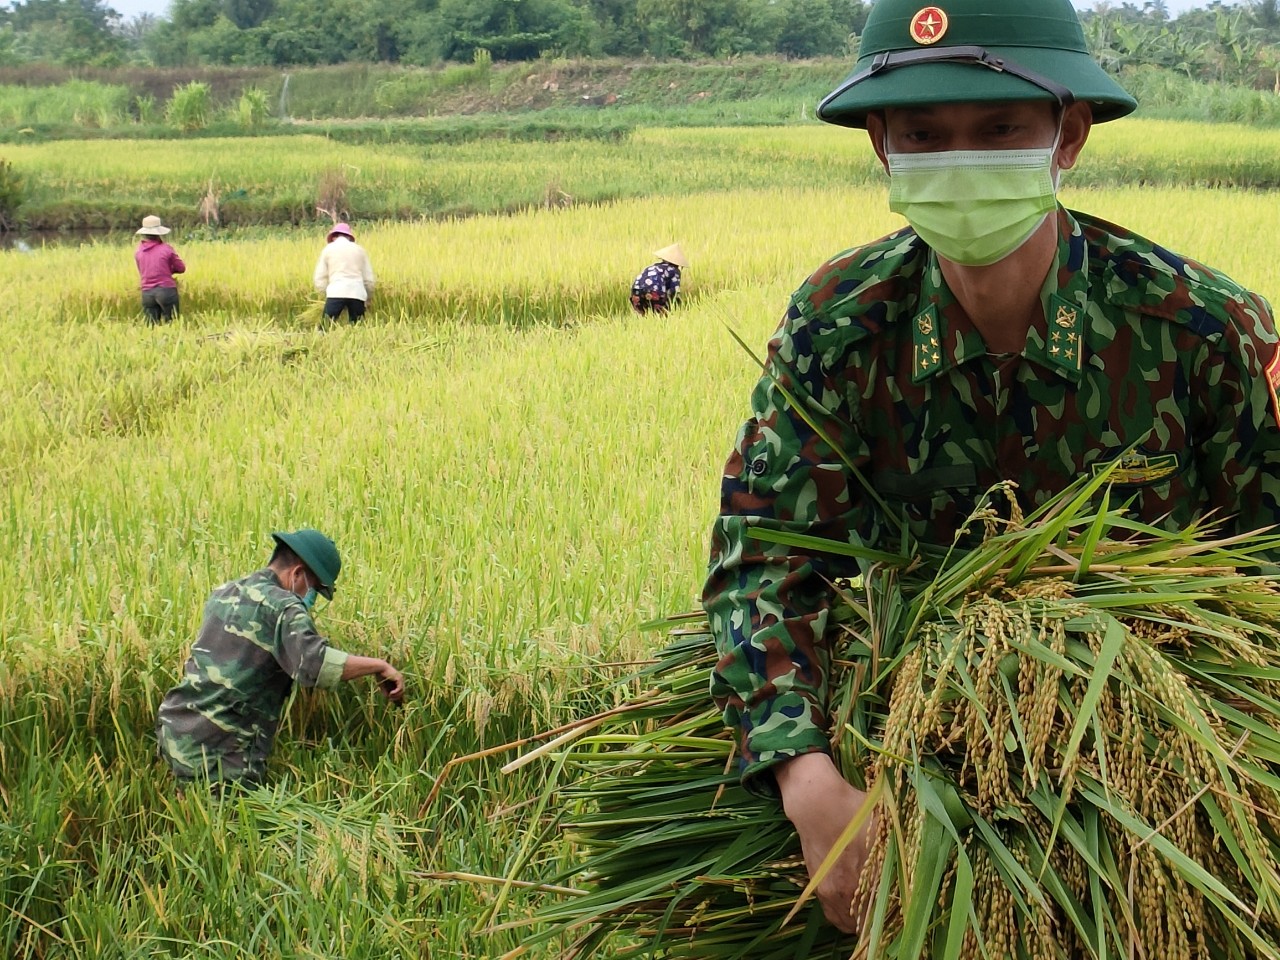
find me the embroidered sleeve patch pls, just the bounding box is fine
[1268,346,1280,431]
[1090,452,1181,486]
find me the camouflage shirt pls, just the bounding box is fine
[704,208,1280,793]
[155,568,349,784]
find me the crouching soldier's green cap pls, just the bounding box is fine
[272,528,341,599]
[818,0,1137,128]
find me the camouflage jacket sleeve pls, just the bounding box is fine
[275,602,349,690]
[1195,288,1280,552]
[702,301,870,796]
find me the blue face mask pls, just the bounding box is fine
[302,587,318,610]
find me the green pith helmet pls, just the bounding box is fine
[818,0,1137,129]
[271,529,341,599]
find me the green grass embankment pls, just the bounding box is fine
[9,118,1280,233]
[0,57,846,129]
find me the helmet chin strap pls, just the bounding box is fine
[820,45,1076,115]
[1050,108,1067,189]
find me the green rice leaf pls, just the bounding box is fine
[1058,614,1126,783]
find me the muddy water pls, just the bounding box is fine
[1,230,124,251]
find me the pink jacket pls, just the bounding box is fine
[135,240,186,291]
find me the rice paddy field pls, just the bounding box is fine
[4,118,1280,958]
[9,117,1280,229]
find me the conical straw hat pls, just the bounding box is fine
[653,243,688,268]
[136,214,171,236]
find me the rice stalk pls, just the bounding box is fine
[483,477,1280,959]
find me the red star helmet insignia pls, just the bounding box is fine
[909,6,949,45]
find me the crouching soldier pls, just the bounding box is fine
[156,528,404,788]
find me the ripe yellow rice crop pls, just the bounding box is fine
[4,119,1280,958]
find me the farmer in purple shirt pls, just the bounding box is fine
[134,215,186,324]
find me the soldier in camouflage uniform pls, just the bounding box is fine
[702,0,1280,934]
[156,529,405,787]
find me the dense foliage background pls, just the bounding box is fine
[2,0,1280,79]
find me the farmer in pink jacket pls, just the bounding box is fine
[134,215,186,325]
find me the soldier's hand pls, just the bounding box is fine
[776,752,878,935]
[378,664,405,703]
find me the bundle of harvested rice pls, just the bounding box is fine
[480,476,1280,960]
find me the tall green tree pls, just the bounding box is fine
[577,0,645,55]
[434,0,590,60]
[223,0,275,29]
[776,0,862,58]
[1252,0,1280,30]
[1,0,124,63]
[167,0,222,32]
[635,0,744,55]
[187,13,267,62]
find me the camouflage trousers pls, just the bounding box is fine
[156,717,270,787]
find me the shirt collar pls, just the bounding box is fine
[910,208,1090,385]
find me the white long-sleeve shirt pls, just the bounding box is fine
[313,237,376,301]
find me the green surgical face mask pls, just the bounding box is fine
[887,146,1059,267]
[301,587,318,610]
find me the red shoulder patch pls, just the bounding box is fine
[1267,346,1280,430]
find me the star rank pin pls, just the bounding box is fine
[910,7,948,45]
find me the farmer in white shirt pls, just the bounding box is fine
[313,222,376,323]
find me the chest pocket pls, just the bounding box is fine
[872,465,980,502]
[870,464,985,546]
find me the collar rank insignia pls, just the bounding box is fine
[912,306,943,381]
[1044,295,1083,375]
[910,7,948,45]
